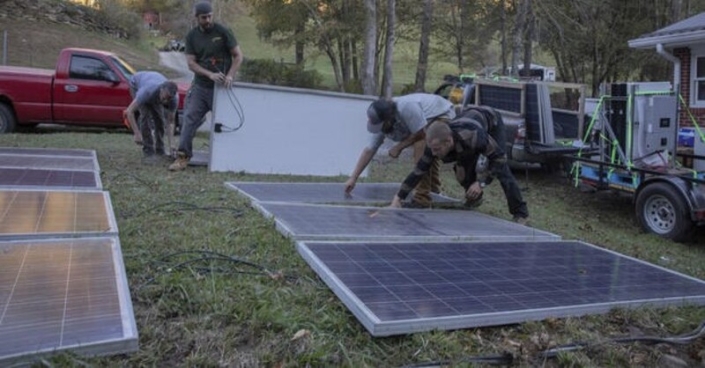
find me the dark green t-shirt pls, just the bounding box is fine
[185,22,238,88]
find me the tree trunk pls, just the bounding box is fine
[361,0,377,96]
[501,0,508,75]
[381,0,395,98]
[522,0,533,78]
[414,0,433,92]
[458,0,469,73]
[295,23,304,65]
[672,0,683,21]
[338,37,351,86]
[510,0,525,77]
[351,39,359,81]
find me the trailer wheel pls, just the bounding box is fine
[635,182,694,242]
[0,103,16,133]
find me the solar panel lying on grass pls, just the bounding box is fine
[0,168,102,189]
[0,190,117,240]
[0,154,99,172]
[253,202,559,242]
[225,182,459,205]
[298,240,705,336]
[0,147,97,158]
[0,237,137,364]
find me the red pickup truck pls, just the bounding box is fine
[0,47,188,133]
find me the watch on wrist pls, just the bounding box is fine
[479,181,486,188]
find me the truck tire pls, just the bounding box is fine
[635,182,694,242]
[0,103,16,133]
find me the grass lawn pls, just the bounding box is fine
[2,128,705,367]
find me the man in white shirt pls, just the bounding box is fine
[344,93,455,207]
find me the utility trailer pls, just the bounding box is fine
[571,82,705,241]
[434,76,591,168]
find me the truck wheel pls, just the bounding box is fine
[0,103,16,133]
[635,182,694,242]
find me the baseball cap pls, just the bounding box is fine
[194,1,213,16]
[366,100,394,134]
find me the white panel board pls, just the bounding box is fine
[210,83,376,176]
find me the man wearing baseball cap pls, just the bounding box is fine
[169,1,244,171]
[344,93,455,207]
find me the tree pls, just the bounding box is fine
[360,0,377,95]
[381,0,395,98]
[413,0,433,92]
[536,0,675,95]
[510,0,525,77]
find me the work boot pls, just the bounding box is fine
[513,216,529,226]
[168,153,189,171]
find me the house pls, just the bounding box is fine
[628,12,705,127]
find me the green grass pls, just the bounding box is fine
[1,129,705,367]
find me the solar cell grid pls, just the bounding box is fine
[0,237,137,364]
[225,182,459,205]
[255,202,560,242]
[0,190,117,240]
[298,240,705,336]
[0,168,100,189]
[478,85,522,113]
[0,154,98,172]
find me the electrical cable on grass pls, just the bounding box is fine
[403,321,705,367]
[136,250,299,290]
[537,321,705,359]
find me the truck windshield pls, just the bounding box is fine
[111,56,136,80]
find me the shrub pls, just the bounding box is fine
[239,59,322,89]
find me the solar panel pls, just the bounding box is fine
[0,190,118,240]
[0,154,99,172]
[0,147,96,158]
[0,237,137,364]
[225,182,459,205]
[253,202,559,242]
[0,168,101,189]
[297,240,705,336]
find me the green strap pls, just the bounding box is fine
[625,93,634,169]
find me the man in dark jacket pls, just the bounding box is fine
[390,119,529,224]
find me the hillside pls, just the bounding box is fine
[0,0,172,75]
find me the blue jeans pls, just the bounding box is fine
[177,84,213,158]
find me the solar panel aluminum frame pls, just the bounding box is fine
[0,237,138,365]
[297,240,705,337]
[225,181,460,205]
[252,201,560,242]
[0,189,119,241]
[0,168,103,190]
[0,148,98,159]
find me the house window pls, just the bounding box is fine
[693,56,705,107]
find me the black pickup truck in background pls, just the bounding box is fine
[434,76,591,169]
